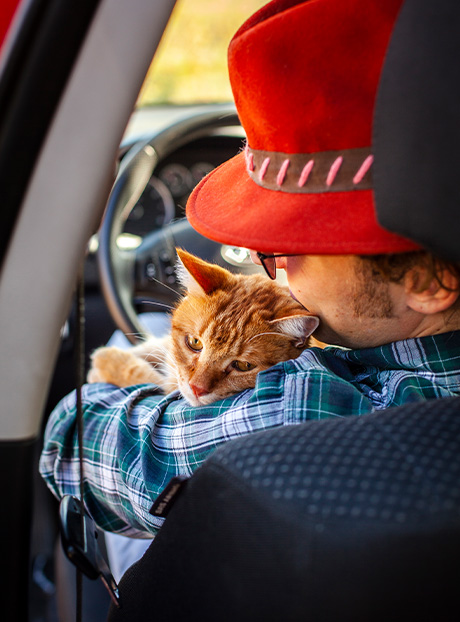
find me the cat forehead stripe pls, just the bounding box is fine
[244,145,373,194]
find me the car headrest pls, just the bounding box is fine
[373,0,460,260]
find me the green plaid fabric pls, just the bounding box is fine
[40,331,460,536]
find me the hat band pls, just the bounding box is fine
[245,145,373,194]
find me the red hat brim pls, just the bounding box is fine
[186,151,421,255]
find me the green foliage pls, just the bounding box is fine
[137,0,267,106]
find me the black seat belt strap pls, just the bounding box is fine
[59,264,121,613]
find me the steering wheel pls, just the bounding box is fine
[97,109,260,343]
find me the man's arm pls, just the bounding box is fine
[39,376,289,536]
[39,352,373,536]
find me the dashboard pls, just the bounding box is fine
[120,129,245,243]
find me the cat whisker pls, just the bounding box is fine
[143,347,169,361]
[138,301,176,312]
[140,275,185,299]
[142,348,176,376]
[163,364,177,377]
[144,354,165,365]
[162,355,177,372]
[119,332,151,345]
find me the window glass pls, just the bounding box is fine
[137,0,267,106]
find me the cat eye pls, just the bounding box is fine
[256,252,300,280]
[185,335,203,352]
[232,360,256,372]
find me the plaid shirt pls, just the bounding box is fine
[40,331,460,537]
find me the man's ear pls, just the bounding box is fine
[405,267,460,314]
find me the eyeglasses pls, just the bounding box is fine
[256,252,300,280]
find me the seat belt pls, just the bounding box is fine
[59,264,121,613]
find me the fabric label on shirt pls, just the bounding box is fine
[149,474,189,518]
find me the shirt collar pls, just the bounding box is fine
[338,331,460,374]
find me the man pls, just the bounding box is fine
[40,0,460,539]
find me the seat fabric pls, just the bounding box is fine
[108,398,460,621]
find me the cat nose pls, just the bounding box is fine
[189,383,209,398]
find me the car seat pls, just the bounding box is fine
[108,400,460,621]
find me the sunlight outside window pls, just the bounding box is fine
[136,0,267,106]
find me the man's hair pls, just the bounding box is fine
[360,252,460,293]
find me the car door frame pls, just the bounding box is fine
[0,0,176,618]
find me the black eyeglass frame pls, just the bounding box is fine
[256,252,300,280]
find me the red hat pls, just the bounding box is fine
[186,0,422,255]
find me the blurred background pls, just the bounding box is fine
[137,0,267,105]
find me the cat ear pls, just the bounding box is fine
[270,313,320,348]
[176,248,231,296]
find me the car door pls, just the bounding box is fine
[0,1,176,619]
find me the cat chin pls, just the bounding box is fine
[181,393,217,407]
[177,382,219,407]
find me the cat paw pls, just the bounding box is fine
[86,366,107,384]
[88,346,165,388]
[87,347,127,385]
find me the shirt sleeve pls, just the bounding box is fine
[39,351,373,537]
[39,371,289,537]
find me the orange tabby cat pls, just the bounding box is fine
[87,249,319,406]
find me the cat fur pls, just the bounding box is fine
[87,249,319,406]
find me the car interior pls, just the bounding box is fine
[1,0,459,620]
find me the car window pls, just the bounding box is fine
[136,0,267,106]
